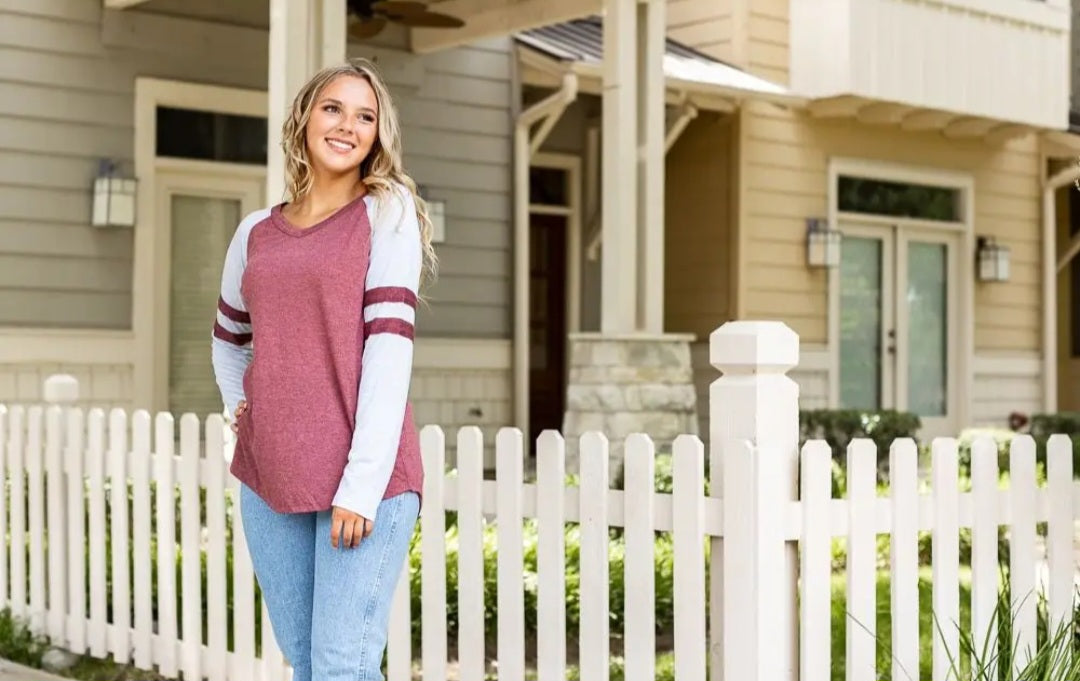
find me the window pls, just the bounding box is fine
[838,175,962,222]
[156,107,267,164]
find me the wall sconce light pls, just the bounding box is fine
[976,236,1010,282]
[417,185,445,243]
[806,217,841,268]
[91,159,136,228]
[427,198,446,243]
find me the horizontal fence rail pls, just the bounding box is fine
[0,321,1077,681]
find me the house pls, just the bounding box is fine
[0,0,1075,471]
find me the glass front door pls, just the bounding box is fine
[839,224,957,435]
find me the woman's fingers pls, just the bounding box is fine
[329,507,372,549]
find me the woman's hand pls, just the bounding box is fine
[330,506,373,549]
[229,399,248,434]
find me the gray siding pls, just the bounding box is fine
[0,0,267,330]
[0,0,514,338]
[353,28,514,338]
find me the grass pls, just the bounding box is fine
[830,567,972,681]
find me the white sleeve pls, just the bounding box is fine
[332,186,422,521]
[210,210,263,421]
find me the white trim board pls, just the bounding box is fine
[413,338,512,371]
[132,78,267,413]
[0,330,133,364]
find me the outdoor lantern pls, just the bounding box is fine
[806,217,841,268]
[976,236,1010,282]
[91,159,136,228]
[427,198,446,243]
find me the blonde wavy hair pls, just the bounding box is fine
[281,58,437,287]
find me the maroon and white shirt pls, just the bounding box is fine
[211,185,423,518]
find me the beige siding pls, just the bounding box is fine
[667,0,733,61]
[738,100,1043,354]
[665,113,736,340]
[972,354,1043,425]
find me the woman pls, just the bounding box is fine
[211,58,437,681]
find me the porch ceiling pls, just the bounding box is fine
[807,95,1043,146]
[410,0,600,53]
[516,17,804,113]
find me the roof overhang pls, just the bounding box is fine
[806,94,1069,148]
[514,18,805,114]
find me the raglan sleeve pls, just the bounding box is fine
[210,216,255,423]
[332,186,422,521]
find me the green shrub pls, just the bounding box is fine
[800,409,922,482]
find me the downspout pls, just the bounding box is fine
[514,73,578,435]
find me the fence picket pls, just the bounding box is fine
[1009,435,1037,676]
[800,441,832,681]
[536,431,566,681]
[419,425,447,681]
[496,428,525,681]
[27,406,45,633]
[261,599,285,681]
[386,560,411,681]
[1046,435,1074,637]
[230,473,256,681]
[456,427,486,680]
[0,406,7,609]
[673,435,706,681]
[623,433,655,681]
[9,406,25,620]
[205,418,228,681]
[889,439,919,681]
[44,406,66,642]
[970,436,999,679]
[107,409,130,663]
[131,411,153,669]
[87,409,107,658]
[66,407,86,653]
[154,413,178,675]
[578,432,609,681]
[845,439,877,681]
[179,415,202,681]
[931,438,960,681]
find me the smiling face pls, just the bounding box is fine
[304,74,379,179]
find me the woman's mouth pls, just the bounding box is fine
[326,138,355,154]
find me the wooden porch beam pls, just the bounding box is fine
[410,0,599,54]
[807,95,862,118]
[943,117,999,138]
[855,103,913,125]
[104,0,152,8]
[899,110,955,131]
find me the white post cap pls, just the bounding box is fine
[42,374,79,404]
[710,320,799,374]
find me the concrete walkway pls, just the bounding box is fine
[0,659,68,681]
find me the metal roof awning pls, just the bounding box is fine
[514,17,804,112]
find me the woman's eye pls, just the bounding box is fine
[324,105,339,113]
[361,114,376,123]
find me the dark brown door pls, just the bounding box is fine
[529,214,567,452]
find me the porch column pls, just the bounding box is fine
[266,0,346,204]
[637,0,666,333]
[601,0,638,333]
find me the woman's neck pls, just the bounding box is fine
[291,173,366,218]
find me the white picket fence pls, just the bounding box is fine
[0,320,1076,681]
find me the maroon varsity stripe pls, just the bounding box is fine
[363,318,414,341]
[213,321,252,346]
[218,297,251,324]
[364,287,417,309]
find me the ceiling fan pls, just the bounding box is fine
[346,0,465,40]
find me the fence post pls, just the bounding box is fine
[710,321,799,681]
[43,375,79,406]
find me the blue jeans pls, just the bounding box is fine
[240,484,419,681]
